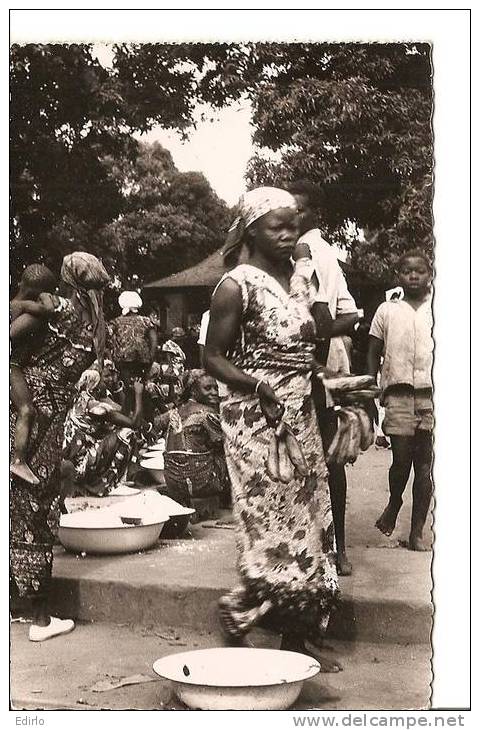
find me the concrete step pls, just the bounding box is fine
[10,620,432,711]
[48,518,432,645]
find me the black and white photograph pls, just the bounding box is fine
[8,8,471,719]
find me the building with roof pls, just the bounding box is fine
[142,247,248,332]
[143,245,383,334]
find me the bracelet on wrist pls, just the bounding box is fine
[254,379,265,395]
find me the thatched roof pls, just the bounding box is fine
[144,246,250,290]
[144,249,226,290]
[143,244,376,292]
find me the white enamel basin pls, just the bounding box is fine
[58,521,165,554]
[153,647,320,710]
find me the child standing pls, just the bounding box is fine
[367,249,434,551]
[10,264,56,484]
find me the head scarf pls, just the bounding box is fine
[61,252,110,365]
[162,339,186,361]
[223,186,298,259]
[118,290,143,316]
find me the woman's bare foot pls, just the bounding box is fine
[337,552,353,576]
[10,460,39,485]
[304,639,344,673]
[280,636,343,673]
[408,534,429,552]
[375,504,399,537]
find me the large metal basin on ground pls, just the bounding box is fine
[153,647,320,710]
[57,491,194,554]
[58,521,166,555]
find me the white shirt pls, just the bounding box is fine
[197,310,210,347]
[369,298,433,392]
[297,228,358,374]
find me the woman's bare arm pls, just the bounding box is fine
[204,278,284,427]
[330,312,359,337]
[204,279,257,393]
[106,381,144,428]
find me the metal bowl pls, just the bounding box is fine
[58,521,165,555]
[140,457,165,484]
[108,484,141,497]
[153,647,320,710]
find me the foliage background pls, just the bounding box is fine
[10,42,433,289]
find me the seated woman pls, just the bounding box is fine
[153,369,226,535]
[63,362,144,497]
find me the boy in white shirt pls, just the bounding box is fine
[367,249,433,551]
[290,181,359,575]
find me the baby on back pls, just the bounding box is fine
[10,263,57,484]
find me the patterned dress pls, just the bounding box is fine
[10,297,97,600]
[156,402,225,504]
[63,391,136,497]
[218,263,339,640]
[109,314,153,365]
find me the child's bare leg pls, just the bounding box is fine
[409,430,433,551]
[376,435,414,536]
[10,367,39,485]
[11,367,35,459]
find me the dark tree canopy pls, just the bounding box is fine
[10,43,209,283]
[242,43,434,281]
[10,42,433,287]
[11,44,131,278]
[97,142,230,287]
[110,42,434,282]
[135,42,434,282]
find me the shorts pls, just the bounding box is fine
[383,388,434,437]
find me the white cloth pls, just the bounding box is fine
[385,286,404,302]
[297,228,357,374]
[198,310,210,347]
[118,290,142,316]
[369,298,433,392]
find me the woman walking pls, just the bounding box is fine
[204,187,340,670]
[10,252,110,641]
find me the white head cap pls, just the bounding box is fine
[118,290,143,315]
